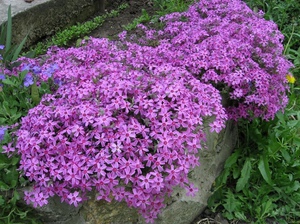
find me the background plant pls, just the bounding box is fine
[123,9,152,31]
[0,5,28,69]
[0,58,59,223]
[30,3,128,56]
[0,5,50,223]
[123,0,194,30]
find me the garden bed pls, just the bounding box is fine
[0,0,296,223]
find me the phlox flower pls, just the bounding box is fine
[185,183,198,197]
[67,191,82,207]
[110,141,123,153]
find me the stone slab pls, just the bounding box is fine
[0,0,105,47]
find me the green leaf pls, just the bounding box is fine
[0,154,10,169]
[0,196,4,206]
[5,5,12,51]
[224,150,240,169]
[236,159,252,192]
[281,148,291,163]
[2,78,17,87]
[12,34,28,62]
[31,82,40,105]
[218,168,230,185]
[259,198,273,219]
[232,166,241,179]
[287,120,300,129]
[11,156,20,166]
[3,168,19,188]
[258,155,273,186]
[234,211,247,221]
[276,112,286,125]
[0,180,10,191]
[10,190,20,205]
[223,190,239,213]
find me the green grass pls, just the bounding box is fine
[29,3,129,56]
[123,0,193,31]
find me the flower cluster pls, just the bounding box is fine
[4,38,226,222]
[2,0,291,223]
[127,0,292,120]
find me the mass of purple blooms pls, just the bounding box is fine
[2,0,292,222]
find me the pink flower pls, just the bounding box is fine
[185,183,198,197]
[139,173,153,189]
[110,141,123,153]
[67,191,82,207]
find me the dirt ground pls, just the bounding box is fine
[88,0,155,39]
[85,1,230,223]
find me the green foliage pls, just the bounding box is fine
[30,3,129,56]
[208,104,300,223]
[152,0,194,17]
[0,5,28,68]
[0,70,56,223]
[0,134,36,224]
[123,9,151,31]
[0,6,54,223]
[123,0,193,31]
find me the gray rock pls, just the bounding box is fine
[0,0,106,48]
[137,119,237,224]
[24,120,237,224]
[79,120,237,224]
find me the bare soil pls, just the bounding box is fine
[89,0,155,39]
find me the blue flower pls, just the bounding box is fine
[22,64,31,71]
[24,74,34,87]
[0,126,7,142]
[0,74,5,80]
[32,66,41,75]
[0,45,4,60]
[54,78,63,86]
[44,64,59,78]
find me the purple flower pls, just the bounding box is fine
[0,126,7,142]
[32,66,41,75]
[0,74,5,80]
[24,74,34,87]
[44,64,58,78]
[54,78,63,86]
[0,45,4,50]
[21,64,31,72]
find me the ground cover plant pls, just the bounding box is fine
[0,0,296,223]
